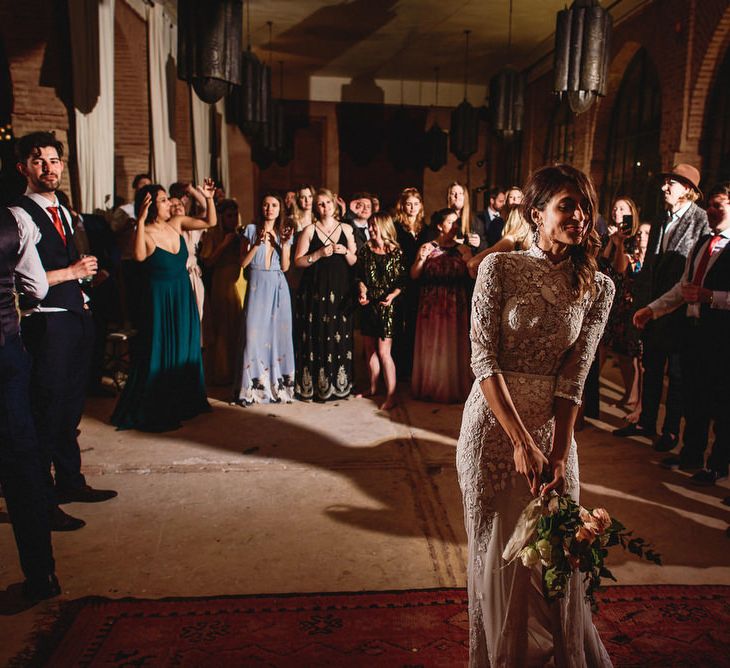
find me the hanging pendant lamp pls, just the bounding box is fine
[490,0,525,138]
[423,68,448,172]
[178,0,242,104]
[450,31,480,163]
[553,0,612,114]
[225,0,270,138]
[253,24,286,169]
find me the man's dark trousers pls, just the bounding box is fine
[22,309,94,496]
[0,332,55,580]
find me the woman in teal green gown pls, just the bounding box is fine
[111,180,217,432]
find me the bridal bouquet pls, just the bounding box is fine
[503,491,661,609]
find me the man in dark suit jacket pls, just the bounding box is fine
[342,192,372,252]
[614,164,709,450]
[474,187,506,251]
[0,206,60,600]
[9,132,117,532]
[633,181,730,486]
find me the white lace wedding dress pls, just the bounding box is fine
[457,246,615,667]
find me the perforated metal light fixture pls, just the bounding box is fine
[178,0,242,104]
[225,0,269,138]
[490,67,524,138]
[553,0,613,114]
[489,0,524,138]
[450,31,480,163]
[422,68,448,172]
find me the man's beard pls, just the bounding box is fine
[33,174,59,193]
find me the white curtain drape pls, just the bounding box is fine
[147,3,177,188]
[68,0,115,213]
[190,89,211,186]
[216,99,230,196]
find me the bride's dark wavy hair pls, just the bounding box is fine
[520,164,600,300]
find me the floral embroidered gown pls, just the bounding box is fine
[295,226,354,400]
[457,247,615,668]
[411,244,472,403]
[231,224,295,405]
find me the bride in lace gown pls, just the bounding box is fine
[457,165,615,667]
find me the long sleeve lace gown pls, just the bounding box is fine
[457,246,615,667]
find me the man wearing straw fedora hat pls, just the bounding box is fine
[614,163,709,453]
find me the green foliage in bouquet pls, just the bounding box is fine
[517,492,661,609]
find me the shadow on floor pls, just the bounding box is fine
[83,380,728,569]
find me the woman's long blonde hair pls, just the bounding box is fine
[394,187,425,236]
[368,212,400,252]
[292,184,315,231]
[501,208,534,250]
[448,181,472,235]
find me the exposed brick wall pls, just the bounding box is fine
[174,79,193,185]
[686,3,730,157]
[1,0,73,195]
[114,0,149,203]
[522,0,730,211]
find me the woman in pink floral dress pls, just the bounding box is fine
[410,207,473,402]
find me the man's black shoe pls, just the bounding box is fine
[653,432,678,452]
[22,574,61,601]
[57,485,118,504]
[660,455,703,471]
[723,496,730,507]
[690,469,728,487]
[613,423,656,438]
[50,506,86,531]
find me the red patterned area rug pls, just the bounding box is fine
[15,585,730,667]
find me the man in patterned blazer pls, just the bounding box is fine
[633,182,730,486]
[614,164,709,452]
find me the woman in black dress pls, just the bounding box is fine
[293,188,357,401]
[356,212,406,409]
[393,187,426,378]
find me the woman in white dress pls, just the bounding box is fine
[457,164,615,667]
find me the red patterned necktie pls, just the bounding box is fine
[47,206,67,246]
[692,235,722,286]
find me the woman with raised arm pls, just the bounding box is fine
[111,180,217,432]
[293,188,357,401]
[457,164,614,667]
[231,193,295,405]
[467,206,534,279]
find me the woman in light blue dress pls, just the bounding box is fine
[231,193,295,405]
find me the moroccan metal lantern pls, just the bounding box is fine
[226,53,270,138]
[424,123,448,172]
[490,66,524,138]
[489,0,524,138]
[423,68,448,172]
[450,100,480,163]
[553,0,613,114]
[225,0,269,138]
[178,0,243,104]
[450,31,480,163]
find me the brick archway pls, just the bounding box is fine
[685,5,730,165]
[586,41,643,193]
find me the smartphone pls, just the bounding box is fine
[621,214,633,232]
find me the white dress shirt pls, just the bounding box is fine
[649,227,730,319]
[353,219,370,241]
[8,189,83,313]
[14,213,48,302]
